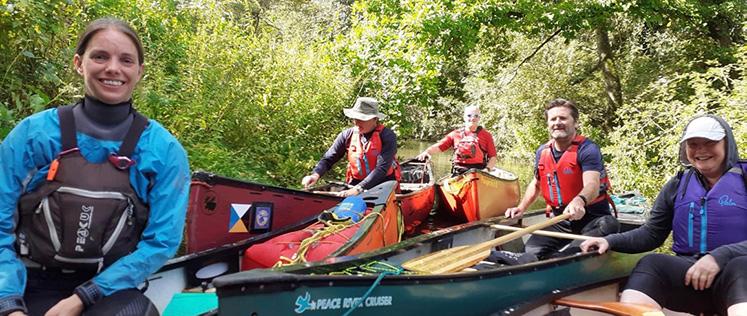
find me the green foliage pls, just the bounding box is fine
[0,0,80,136]
[606,48,747,197]
[1,0,355,186]
[133,0,355,184]
[1,0,746,197]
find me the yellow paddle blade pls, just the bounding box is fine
[401,213,572,274]
[402,245,491,274]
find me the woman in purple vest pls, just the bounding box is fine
[581,114,747,315]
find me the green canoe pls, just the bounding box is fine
[210,212,647,315]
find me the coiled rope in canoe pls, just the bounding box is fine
[273,212,383,268]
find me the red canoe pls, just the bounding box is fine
[185,172,341,253]
[185,159,435,254]
[242,181,400,269]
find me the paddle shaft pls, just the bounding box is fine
[311,190,345,197]
[402,213,571,274]
[490,223,592,240]
[458,212,572,257]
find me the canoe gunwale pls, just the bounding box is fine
[328,181,399,257]
[436,167,518,186]
[213,251,637,296]
[192,171,341,201]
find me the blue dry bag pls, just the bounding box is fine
[332,196,367,223]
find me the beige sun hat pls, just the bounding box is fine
[343,97,387,121]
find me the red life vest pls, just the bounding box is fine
[453,127,486,165]
[345,124,400,183]
[538,135,611,211]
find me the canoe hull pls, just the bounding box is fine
[186,172,341,253]
[438,168,521,222]
[212,212,647,316]
[398,183,436,234]
[394,159,437,234]
[216,243,643,316]
[241,181,402,269]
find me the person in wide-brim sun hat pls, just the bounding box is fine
[301,97,400,198]
[343,97,388,121]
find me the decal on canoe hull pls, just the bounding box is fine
[229,202,273,233]
[294,291,393,314]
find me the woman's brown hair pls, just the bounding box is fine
[75,17,144,65]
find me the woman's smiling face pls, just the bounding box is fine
[685,137,726,179]
[73,28,143,104]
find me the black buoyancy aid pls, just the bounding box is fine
[17,105,150,272]
[538,135,612,213]
[345,124,401,183]
[453,126,487,166]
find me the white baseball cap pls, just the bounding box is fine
[680,116,725,143]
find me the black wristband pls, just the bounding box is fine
[74,280,104,308]
[576,194,588,206]
[0,296,27,316]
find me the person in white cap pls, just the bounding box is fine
[301,97,400,197]
[416,105,498,175]
[581,114,747,315]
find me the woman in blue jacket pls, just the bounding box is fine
[0,18,190,316]
[581,114,747,315]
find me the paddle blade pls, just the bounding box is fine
[402,245,490,274]
[401,213,571,274]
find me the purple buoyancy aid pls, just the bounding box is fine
[672,163,747,255]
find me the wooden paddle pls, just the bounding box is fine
[401,213,571,274]
[490,224,592,240]
[554,298,664,316]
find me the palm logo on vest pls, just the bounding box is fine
[719,195,737,207]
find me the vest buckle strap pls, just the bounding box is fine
[108,153,135,170]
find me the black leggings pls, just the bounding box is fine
[625,253,747,315]
[524,214,620,259]
[24,268,159,316]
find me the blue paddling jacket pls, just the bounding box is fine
[0,104,190,309]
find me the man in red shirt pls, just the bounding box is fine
[416,105,497,175]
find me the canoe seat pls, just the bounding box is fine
[553,298,665,316]
[401,162,430,184]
